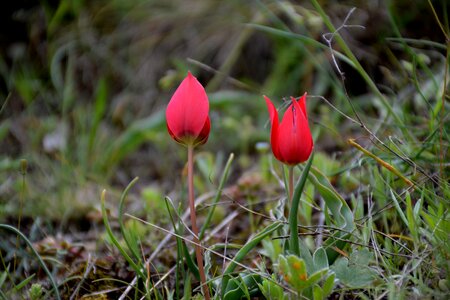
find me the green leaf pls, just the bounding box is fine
[313,284,323,300]
[313,247,329,271]
[405,191,418,242]
[413,198,422,220]
[322,272,336,296]
[308,167,354,263]
[223,274,262,300]
[309,167,354,232]
[183,270,192,300]
[331,249,377,288]
[14,274,36,291]
[305,269,329,289]
[258,275,286,300]
[261,239,282,264]
[279,254,329,293]
[0,269,7,289]
[390,189,408,226]
[290,154,314,256]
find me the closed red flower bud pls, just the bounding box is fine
[264,93,313,165]
[166,72,211,147]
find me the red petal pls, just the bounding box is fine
[166,72,210,145]
[292,95,313,151]
[194,116,210,146]
[275,97,313,165]
[298,92,308,119]
[264,96,281,160]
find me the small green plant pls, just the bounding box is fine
[28,283,44,300]
[278,254,334,299]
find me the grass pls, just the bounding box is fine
[0,0,449,299]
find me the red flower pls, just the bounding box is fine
[264,93,313,165]
[166,72,211,147]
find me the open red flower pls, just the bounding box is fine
[264,93,313,165]
[166,72,210,147]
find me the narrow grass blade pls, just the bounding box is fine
[14,274,35,292]
[390,189,408,226]
[100,190,145,279]
[0,224,61,300]
[118,177,142,264]
[164,197,200,280]
[199,153,234,240]
[405,192,419,243]
[183,269,192,300]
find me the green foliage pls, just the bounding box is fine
[29,283,45,300]
[221,221,283,298]
[258,275,287,300]
[101,187,146,279]
[0,0,448,298]
[222,273,262,300]
[0,224,61,300]
[278,254,333,298]
[289,154,314,256]
[331,249,378,288]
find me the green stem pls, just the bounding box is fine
[187,146,210,300]
[288,155,314,256]
[288,166,294,202]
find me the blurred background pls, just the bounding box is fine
[1,0,447,219]
[0,0,448,296]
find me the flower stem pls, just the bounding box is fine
[187,145,210,300]
[288,155,314,256]
[288,166,294,202]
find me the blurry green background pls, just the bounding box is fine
[0,0,448,223]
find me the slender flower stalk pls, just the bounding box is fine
[166,72,211,299]
[288,166,294,202]
[288,155,313,256]
[187,145,210,300]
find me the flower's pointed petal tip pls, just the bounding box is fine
[297,92,308,118]
[290,95,301,111]
[263,95,278,124]
[186,72,196,84]
[295,93,307,102]
[263,95,275,110]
